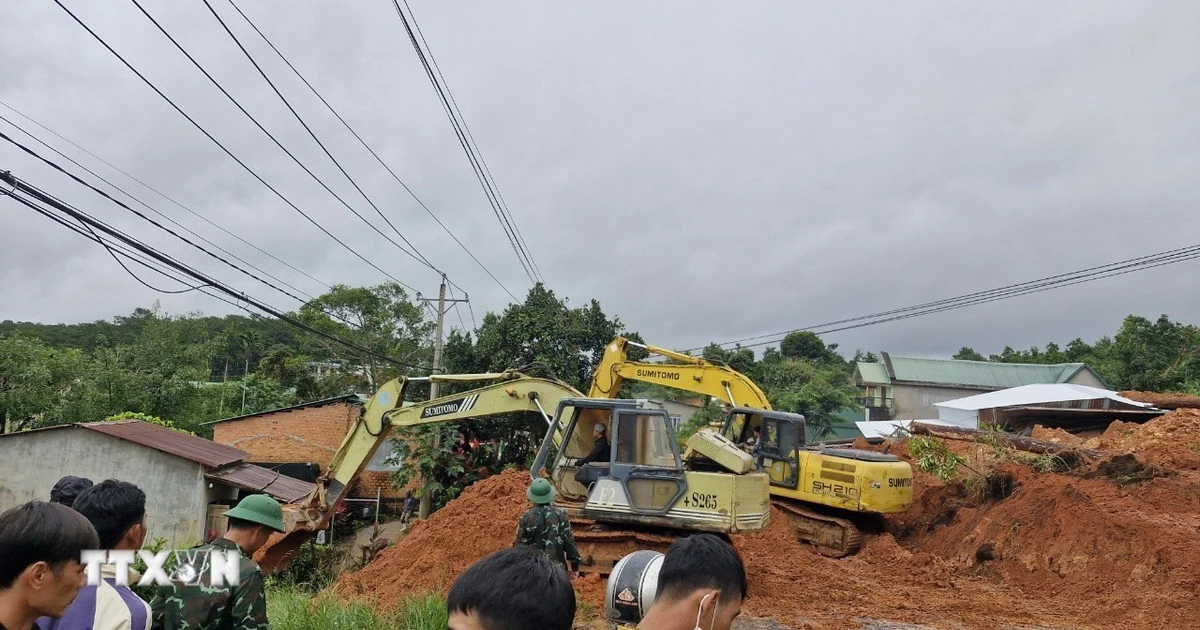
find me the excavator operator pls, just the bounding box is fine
[572,423,611,486]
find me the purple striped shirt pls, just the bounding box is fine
[37,576,150,630]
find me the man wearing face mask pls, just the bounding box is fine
[622,534,747,630]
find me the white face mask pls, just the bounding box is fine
[694,592,719,630]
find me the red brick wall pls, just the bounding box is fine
[212,403,359,470]
[211,402,412,501]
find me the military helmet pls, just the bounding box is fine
[224,494,286,532]
[527,478,557,505]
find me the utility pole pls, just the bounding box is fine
[417,275,467,519]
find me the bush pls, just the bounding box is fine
[270,541,345,592]
[908,436,966,481]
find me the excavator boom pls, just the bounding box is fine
[589,337,771,408]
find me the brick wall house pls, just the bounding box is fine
[207,395,410,507]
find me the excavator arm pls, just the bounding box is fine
[256,370,583,571]
[589,336,772,409]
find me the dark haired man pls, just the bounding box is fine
[40,480,151,630]
[446,547,575,630]
[0,501,100,630]
[49,478,93,509]
[628,534,747,630]
[149,494,284,630]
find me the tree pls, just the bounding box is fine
[298,282,434,389]
[445,284,630,391]
[780,332,831,362]
[953,347,986,361]
[0,335,86,433]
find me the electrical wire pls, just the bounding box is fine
[52,0,419,292]
[0,131,370,332]
[0,169,429,370]
[0,130,317,308]
[695,244,1200,351]
[0,110,318,301]
[0,100,332,292]
[401,0,543,284]
[223,0,521,303]
[389,0,540,285]
[127,0,434,279]
[200,0,438,272]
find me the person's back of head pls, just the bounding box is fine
[222,494,285,554]
[49,477,93,508]
[648,534,747,630]
[446,547,575,630]
[0,501,100,620]
[70,480,147,551]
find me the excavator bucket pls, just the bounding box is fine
[253,487,328,574]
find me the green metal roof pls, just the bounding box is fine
[881,354,1105,390]
[855,362,891,385]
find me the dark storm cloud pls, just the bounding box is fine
[2,0,1198,361]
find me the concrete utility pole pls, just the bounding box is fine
[418,275,467,519]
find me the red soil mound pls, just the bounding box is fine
[1083,408,1200,471]
[1119,390,1200,409]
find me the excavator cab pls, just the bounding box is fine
[721,407,806,489]
[535,398,691,521]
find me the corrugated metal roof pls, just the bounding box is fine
[205,463,315,504]
[82,420,244,468]
[883,354,1102,390]
[855,362,891,385]
[201,394,367,426]
[934,384,1156,412]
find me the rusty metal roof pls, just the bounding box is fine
[81,420,244,469]
[205,463,315,504]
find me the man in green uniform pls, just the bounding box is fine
[514,479,581,579]
[150,494,285,630]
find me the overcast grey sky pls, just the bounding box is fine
[2,0,1198,359]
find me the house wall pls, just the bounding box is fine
[646,399,700,431]
[892,384,992,420]
[1066,371,1107,389]
[0,429,209,547]
[211,403,360,469]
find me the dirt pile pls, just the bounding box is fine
[1082,408,1200,470]
[1119,390,1200,409]
[333,468,531,609]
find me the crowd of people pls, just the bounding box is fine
[3,458,749,630]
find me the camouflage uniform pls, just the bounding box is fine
[149,538,269,630]
[515,504,582,572]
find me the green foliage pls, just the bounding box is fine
[976,315,1200,392]
[444,283,630,391]
[908,436,966,481]
[270,541,345,592]
[675,399,725,446]
[953,347,987,361]
[130,535,175,602]
[267,586,447,630]
[104,411,197,436]
[298,282,434,388]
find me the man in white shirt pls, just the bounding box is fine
[38,480,151,630]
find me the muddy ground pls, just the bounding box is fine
[332,409,1200,629]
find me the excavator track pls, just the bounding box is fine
[773,500,863,558]
[563,513,692,576]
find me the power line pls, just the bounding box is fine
[52,0,418,292]
[0,100,332,293]
[127,0,434,279]
[0,129,319,308]
[400,0,543,284]
[199,0,438,272]
[0,130,371,332]
[1,169,428,370]
[389,0,541,285]
[223,0,521,303]
[0,109,319,302]
[695,244,1200,351]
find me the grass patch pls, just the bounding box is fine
[267,586,447,630]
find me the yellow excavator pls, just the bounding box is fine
[256,370,773,574]
[588,337,914,556]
